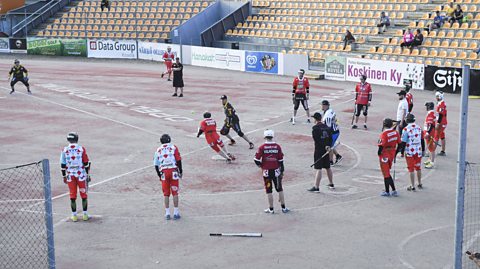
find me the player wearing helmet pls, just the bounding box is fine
[8,59,31,94]
[60,132,91,222]
[435,91,447,156]
[219,95,254,149]
[197,112,235,163]
[154,134,183,220]
[321,100,343,165]
[291,69,310,125]
[352,75,372,129]
[161,46,175,81]
[378,118,400,197]
[254,130,289,214]
[399,114,425,191]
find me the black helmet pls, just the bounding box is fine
[383,118,394,128]
[67,132,78,143]
[321,100,330,106]
[160,134,171,144]
[425,102,434,111]
[203,112,211,118]
[406,113,416,123]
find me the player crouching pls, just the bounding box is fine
[197,112,235,163]
[378,118,400,197]
[254,130,289,214]
[154,134,182,220]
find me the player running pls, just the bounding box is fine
[154,134,183,220]
[352,75,372,129]
[161,46,175,81]
[378,118,400,197]
[60,132,91,222]
[321,100,342,165]
[8,59,31,94]
[197,112,235,163]
[423,102,437,169]
[399,114,425,191]
[219,95,254,149]
[254,129,289,214]
[435,91,447,156]
[290,69,310,125]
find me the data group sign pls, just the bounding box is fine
[87,39,137,59]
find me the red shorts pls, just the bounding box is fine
[434,125,446,141]
[379,156,393,178]
[206,133,224,153]
[405,154,422,172]
[165,61,173,72]
[160,169,180,197]
[67,176,87,199]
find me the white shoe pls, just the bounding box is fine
[264,208,274,214]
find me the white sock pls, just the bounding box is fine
[165,208,170,215]
[174,207,179,215]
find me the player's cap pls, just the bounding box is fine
[425,102,434,110]
[321,100,330,106]
[203,111,211,118]
[67,132,79,143]
[383,118,394,128]
[397,90,407,96]
[14,59,19,64]
[220,95,228,100]
[264,129,274,138]
[312,112,322,120]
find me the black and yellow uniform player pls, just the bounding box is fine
[220,95,255,149]
[8,59,31,94]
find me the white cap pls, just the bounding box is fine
[435,91,444,100]
[264,129,274,138]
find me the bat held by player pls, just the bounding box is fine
[310,142,340,168]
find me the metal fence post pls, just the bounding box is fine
[42,159,56,269]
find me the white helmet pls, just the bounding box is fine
[264,129,274,138]
[435,91,444,101]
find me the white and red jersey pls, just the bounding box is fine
[355,82,372,105]
[401,123,424,157]
[60,143,89,181]
[154,143,181,171]
[162,51,175,62]
[293,77,309,95]
[424,110,436,135]
[378,128,400,157]
[406,92,413,106]
[254,141,284,170]
[436,100,447,125]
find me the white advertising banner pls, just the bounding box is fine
[138,42,181,62]
[191,46,245,71]
[346,58,424,90]
[87,39,137,59]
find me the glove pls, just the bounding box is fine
[306,93,309,100]
[325,146,331,151]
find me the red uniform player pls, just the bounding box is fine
[290,69,310,125]
[435,91,447,156]
[423,102,436,169]
[161,46,175,81]
[405,87,414,113]
[60,132,91,222]
[254,129,289,214]
[197,112,235,163]
[378,118,400,197]
[154,134,182,220]
[352,75,372,129]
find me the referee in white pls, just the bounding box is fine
[321,100,343,165]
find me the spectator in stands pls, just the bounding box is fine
[343,30,355,50]
[400,29,414,48]
[449,4,464,24]
[101,0,110,12]
[377,12,391,34]
[473,44,480,54]
[428,11,445,32]
[410,29,424,49]
[445,3,455,22]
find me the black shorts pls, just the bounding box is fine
[263,169,283,194]
[314,151,331,170]
[355,104,368,117]
[11,77,29,87]
[220,119,244,137]
[294,95,309,110]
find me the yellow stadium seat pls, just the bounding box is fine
[440,40,450,48]
[439,50,448,58]
[393,47,402,54]
[444,61,452,67]
[437,30,446,38]
[411,49,419,56]
[468,52,478,60]
[377,46,385,54]
[420,49,429,57]
[447,51,457,58]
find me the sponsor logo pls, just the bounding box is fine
[0,39,8,50]
[215,52,240,66]
[246,54,257,65]
[326,60,345,75]
[433,69,462,92]
[15,40,22,48]
[192,52,215,62]
[89,41,97,50]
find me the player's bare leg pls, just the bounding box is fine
[291,110,298,125]
[240,134,254,149]
[225,134,236,145]
[407,171,416,191]
[305,108,311,123]
[364,115,368,129]
[441,138,446,153]
[178,87,183,97]
[172,195,180,219]
[314,169,322,189]
[278,191,285,206]
[416,170,422,189]
[267,193,274,209]
[326,168,334,189]
[164,196,170,217]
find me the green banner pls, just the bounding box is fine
[27,38,87,57]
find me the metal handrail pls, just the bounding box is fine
[11,0,66,36]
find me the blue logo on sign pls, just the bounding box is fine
[245,51,278,74]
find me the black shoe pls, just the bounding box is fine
[438,151,446,156]
[161,73,164,78]
[352,125,358,129]
[179,93,183,97]
[308,186,320,192]
[335,155,343,164]
[330,160,334,166]
[328,184,335,190]
[9,90,14,94]
[172,93,177,97]
[364,124,368,129]
[168,79,172,81]
[249,142,254,149]
[27,90,32,94]
[228,140,236,146]
[407,186,416,191]
[417,184,423,189]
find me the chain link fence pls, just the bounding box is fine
[0,160,55,269]
[463,163,480,269]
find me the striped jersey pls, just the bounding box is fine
[322,108,339,133]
